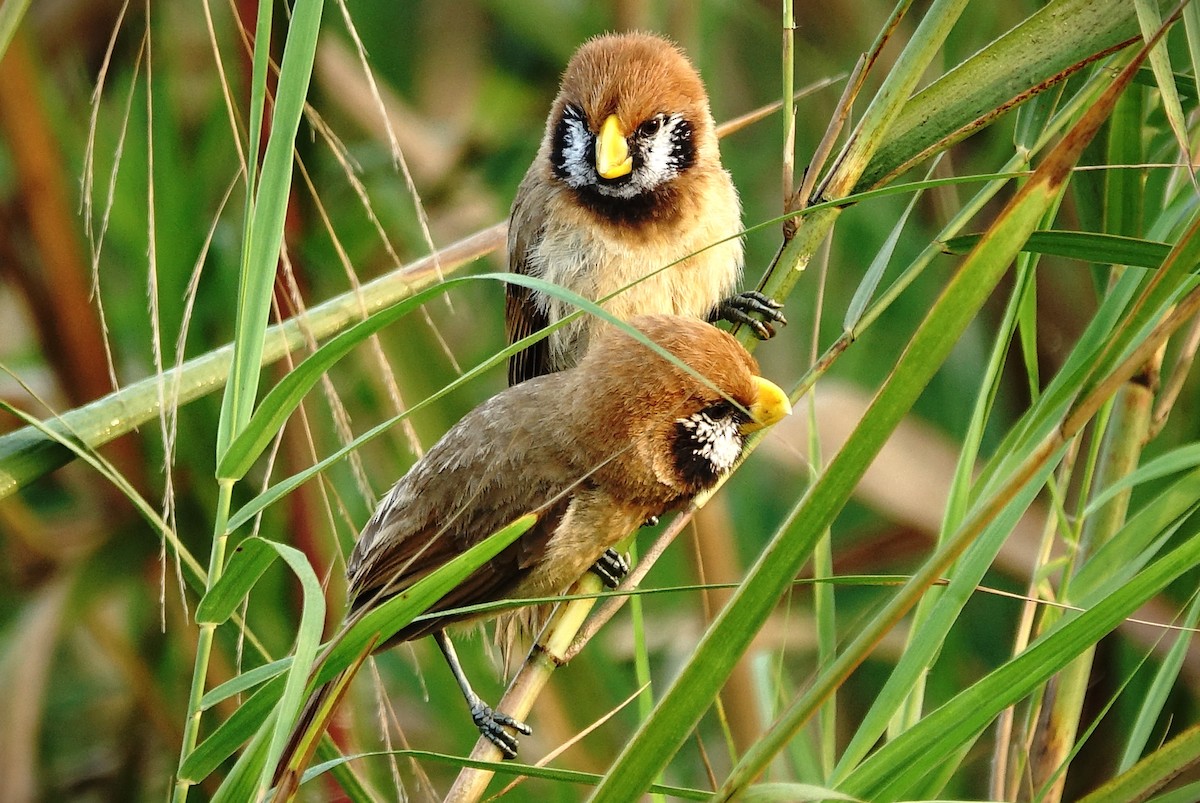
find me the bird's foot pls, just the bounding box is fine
[642,515,659,528]
[714,291,787,339]
[469,700,532,760]
[589,547,630,589]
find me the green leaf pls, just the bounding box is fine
[740,783,862,802]
[215,0,325,460]
[195,537,276,624]
[858,0,1148,191]
[1083,443,1200,516]
[0,0,31,60]
[940,230,1171,268]
[1120,591,1200,770]
[303,749,713,800]
[1183,0,1200,98]
[200,658,292,710]
[838,528,1200,800]
[1132,66,1198,101]
[212,719,273,803]
[1135,0,1191,169]
[181,536,326,792]
[217,271,596,481]
[183,514,535,780]
[179,675,287,781]
[1070,465,1200,602]
[258,540,326,795]
[321,513,537,680]
[832,467,1052,778]
[843,159,937,333]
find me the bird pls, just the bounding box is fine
[272,316,790,791]
[505,31,785,387]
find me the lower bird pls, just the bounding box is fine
[273,315,790,794]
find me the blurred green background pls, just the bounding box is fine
[1,0,1197,800]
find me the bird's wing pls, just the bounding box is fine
[351,491,572,646]
[346,386,582,643]
[505,178,552,385]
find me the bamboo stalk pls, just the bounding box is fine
[1026,354,1159,801]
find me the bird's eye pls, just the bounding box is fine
[696,400,739,424]
[639,116,665,137]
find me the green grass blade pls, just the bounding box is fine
[739,783,860,802]
[195,537,277,624]
[1120,591,1200,771]
[320,514,535,679]
[201,659,292,710]
[304,749,714,800]
[838,528,1200,800]
[832,474,1049,779]
[709,41,1152,802]
[1083,443,1200,516]
[180,675,287,781]
[257,541,326,795]
[858,0,1145,190]
[0,0,31,60]
[823,0,968,198]
[1135,0,1190,169]
[180,514,534,779]
[1184,0,1200,97]
[1080,726,1200,802]
[1070,467,1200,601]
[215,0,324,459]
[212,717,273,803]
[217,271,601,481]
[940,230,1171,267]
[843,160,935,332]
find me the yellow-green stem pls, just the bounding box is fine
[782,0,796,216]
[443,553,614,803]
[173,478,235,802]
[1027,373,1155,802]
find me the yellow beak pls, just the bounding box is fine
[741,376,792,434]
[596,114,633,179]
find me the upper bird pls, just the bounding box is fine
[506,32,784,386]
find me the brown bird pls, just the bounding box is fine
[506,32,785,386]
[275,316,790,790]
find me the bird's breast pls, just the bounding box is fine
[529,183,743,372]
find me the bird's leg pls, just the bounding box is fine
[589,548,630,588]
[713,291,788,339]
[433,630,531,759]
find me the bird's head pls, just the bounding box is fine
[577,315,790,494]
[547,33,719,219]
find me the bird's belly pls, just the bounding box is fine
[532,226,742,370]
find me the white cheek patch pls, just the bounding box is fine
[560,115,596,189]
[678,411,742,475]
[638,115,686,185]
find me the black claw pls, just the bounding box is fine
[714,291,787,340]
[589,547,630,588]
[470,700,531,760]
[436,630,532,759]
